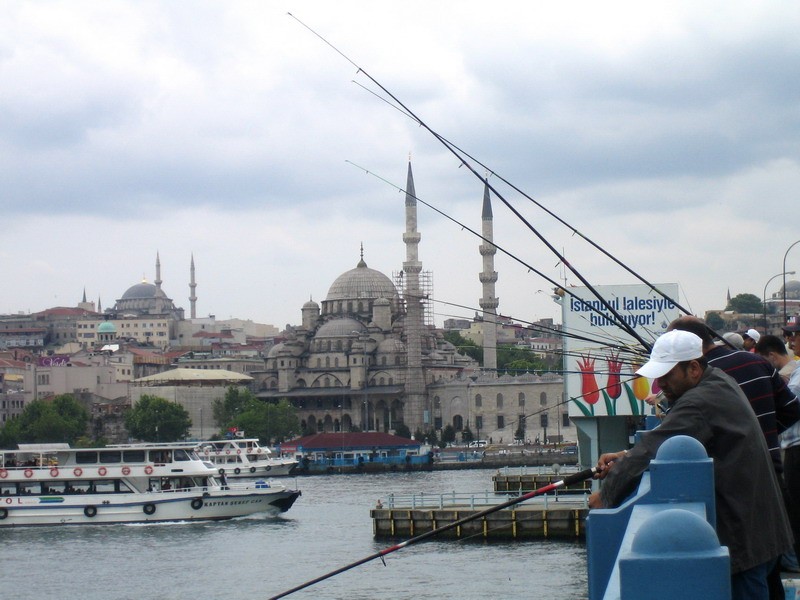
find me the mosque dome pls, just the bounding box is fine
[326,259,397,302]
[121,281,164,300]
[303,299,320,310]
[97,321,117,334]
[781,280,800,295]
[315,317,366,338]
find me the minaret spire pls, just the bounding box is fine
[402,159,427,431]
[189,253,197,319]
[155,251,162,291]
[479,179,499,373]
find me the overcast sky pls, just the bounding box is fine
[3,1,800,331]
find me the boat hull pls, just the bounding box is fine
[0,488,301,527]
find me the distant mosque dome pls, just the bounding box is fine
[781,280,800,296]
[121,281,165,300]
[326,258,397,302]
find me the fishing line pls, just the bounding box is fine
[348,160,650,355]
[266,466,597,599]
[288,13,651,351]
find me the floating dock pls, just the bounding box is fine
[371,497,588,540]
[493,469,592,495]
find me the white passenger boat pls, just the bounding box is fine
[196,438,298,478]
[0,442,301,527]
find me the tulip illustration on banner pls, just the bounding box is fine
[623,363,652,415]
[574,356,600,416]
[601,352,623,415]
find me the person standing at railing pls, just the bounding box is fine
[588,330,792,600]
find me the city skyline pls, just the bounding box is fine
[3,2,800,329]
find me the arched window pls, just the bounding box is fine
[433,396,441,409]
[316,358,321,368]
[379,377,385,385]
[381,356,387,366]
[475,394,482,408]
[336,340,342,351]
[496,393,504,409]
[324,377,331,387]
[518,392,525,407]
[540,392,547,406]
[325,356,330,367]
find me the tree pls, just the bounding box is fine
[0,395,89,448]
[393,422,411,439]
[706,311,725,331]
[125,395,191,442]
[727,293,763,314]
[230,399,300,444]
[213,386,254,428]
[443,331,482,364]
[461,425,474,443]
[441,424,456,445]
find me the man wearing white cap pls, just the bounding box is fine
[589,330,792,600]
[743,328,761,352]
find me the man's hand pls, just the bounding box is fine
[595,450,627,480]
[588,491,604,509]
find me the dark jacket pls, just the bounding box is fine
[599,366,793,573]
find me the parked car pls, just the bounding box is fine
[467,440,488,448]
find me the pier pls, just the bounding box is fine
[371,490,589,540]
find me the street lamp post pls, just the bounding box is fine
[764,271,796,332]
[784,241,800,325]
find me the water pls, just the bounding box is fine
[0,469,587,600]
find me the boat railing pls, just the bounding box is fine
[384,489,589,510]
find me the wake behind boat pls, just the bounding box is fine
[196,438,298,478]
[0,442,301,527]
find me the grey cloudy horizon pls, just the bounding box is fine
[3,1,800,331]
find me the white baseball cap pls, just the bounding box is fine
[636,330,704,379]
[743,328,761,343]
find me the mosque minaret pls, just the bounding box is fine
[402,161,428,429]
[478,180,499,373]
[189,253,198,319]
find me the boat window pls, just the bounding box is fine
[149,450,172,464]
[44,482,67,494]
[76,451,99,464]
[0,482,15,495]
[18,482,41,495]
[70,481,92,494]
[99,451,122,464]
[173,449,191,462]
[123,450,146,463]
[94,480,117,494]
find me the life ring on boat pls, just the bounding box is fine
[24,469,34,478]
[98,467,107,476]
[249,467,256,473]
[84,506,97,518]
[0,507,7,519]
[204,449,210,455]
[234,468,241,475]
[225,450,231,455]
[50,467,59,477]
[215,450,220,455]
[256,448,262,454]
[190,498,203,510]
[236,449,241,455]
[144,466,154,475]
[143,503,156,515]
[265,466,271,472]
[218,468,225,475]
[73,467,83,477]
[0,468,8,479]
[121,466,131,476]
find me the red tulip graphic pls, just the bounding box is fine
[607,353,623,400]
[577,356,600,405]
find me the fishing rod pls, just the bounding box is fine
[266,466,598,600]
[289,13,651,352]
[347,160,652,357]
[350,79,692,318]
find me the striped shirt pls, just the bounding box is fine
[706,346,800,472]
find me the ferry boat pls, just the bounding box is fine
[196,438,298,478]
[0,442,301,527]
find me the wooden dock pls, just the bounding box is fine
[493,471,592,494]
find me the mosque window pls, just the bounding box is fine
[336,340,342,351]
[324,377,330,387]
[316,358,321,368]
[433,396,440,409]
[358,301,363,312]
[562,412,570,427]
[496,393,503,409]
[475,394,482,408]
[388,377,393,385]
[325,357,330,367]
[395,356,401,365]
[381,356,387,365]
[518,393,525,407]
[334,357,339,367]
[540,392,547,406]
[476,416,483,430]
[497,415,505,429]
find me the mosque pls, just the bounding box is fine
[252,162,570,443]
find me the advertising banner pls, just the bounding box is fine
[562,283,680,417]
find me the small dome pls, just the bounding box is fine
[97,321,117,334]
[303,299,320,310]
[315,317,366,338]
[781,280,800,294]
[374,297,391,306]
[267,342,286,359]
[326,259,397,302]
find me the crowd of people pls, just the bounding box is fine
[589,318,800,600]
